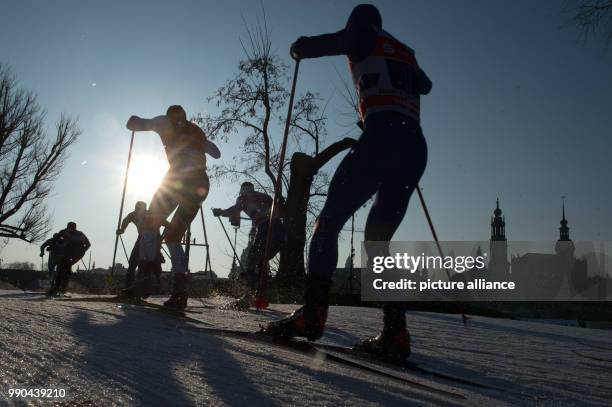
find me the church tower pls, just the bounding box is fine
[555,196,575,257]
[558,196,570,241]
[489,198,509,274]
[491,198,506,241]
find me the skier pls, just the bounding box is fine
[213,182,285,309]
[134,210,170,299]
[116,201,147,295]
[126,105,220,309]
[48,222,91,296]
[265,4,432,365]
[40,232,64,286]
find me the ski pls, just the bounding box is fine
[181,326,466,400]
[310,342,505,392]
[573,349,612,363]
[55,296,204,315]
[573,338,612,352]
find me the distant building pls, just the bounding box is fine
[489,198,510,277]
[510,198,588,299]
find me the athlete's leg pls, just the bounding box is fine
[244,223,266,289]
[163,172,209,308]
[124,237,139,289]
[149,170,180,219]
[360,116,427,360]
[163,172,209,272]
[265,127,383,339]
[307,133,383,285]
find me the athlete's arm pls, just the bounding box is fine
[213,204,240,218]
[126,115,171,135]
[290,24,376,60]
[205,139,221,159]
[40,239,51,255]
[418,68,432,95]
[117,212,135,234]
[82,234,91,251]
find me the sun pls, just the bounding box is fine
[126,154,168,201]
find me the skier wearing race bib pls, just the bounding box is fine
[126,105,220,309]
[265,4,432,365]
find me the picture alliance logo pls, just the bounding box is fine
[371,253,488,274]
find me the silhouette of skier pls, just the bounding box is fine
[117,201,166,298]
[116,201,147,294]
[40,233,64,286]
[265,4,432,365]
[126,105,220,309]
[47,222,91,296]
[213,182,285,309]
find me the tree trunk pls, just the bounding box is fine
[275,138,355,293]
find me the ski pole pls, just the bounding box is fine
[199,206,213,275]
[111,130,135,276]
[216,215,246,274]
[256,59,300,308]
[417,185,467,320]
[119,235,130,263]
[415,185,450,279]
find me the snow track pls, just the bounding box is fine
[1,289,610,406]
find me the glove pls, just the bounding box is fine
[212,208,222,217]
[39,252,44,257]
[126,115,139,130]
[290,37,306,60]
[116,228,124,235]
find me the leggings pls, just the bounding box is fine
[149,169,209,273]
[308,111,427,283]
[244,218,285,289]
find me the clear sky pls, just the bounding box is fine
[1,0,611,276]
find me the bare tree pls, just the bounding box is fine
[197,17,354,291]
[0,64,81,243]
[570,0,612,45]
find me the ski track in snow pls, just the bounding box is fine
[0,289,611,406]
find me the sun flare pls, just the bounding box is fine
[126,154,168,201]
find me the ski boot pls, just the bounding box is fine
[136,264,154,300]
[355,302,410,366]
[263,276,330,341]
[163,273,188,310]
[355,330,411,366]
[117,286,139,301]
[46,286,59,297]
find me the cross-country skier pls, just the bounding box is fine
[40,232,64,286]
[134,210,170,299]
[213,182,285,309]
[265,4,432,365]
[126,105,220,309]
[48,222,91,296]
[116,201,147,295]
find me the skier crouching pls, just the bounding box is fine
[264,4,432,366]
[40,232,64,287]
[126,105,220,309]
[48,222,91,296]
[213,182,285,309]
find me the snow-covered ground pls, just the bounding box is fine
[1,289,611,406]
